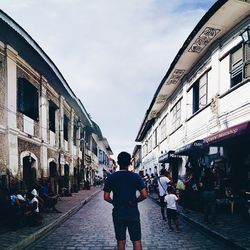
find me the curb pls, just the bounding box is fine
[148,195,248,250]
[7,189,102,250]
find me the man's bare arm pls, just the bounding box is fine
[136,188,148,203]
[104,191,113,204]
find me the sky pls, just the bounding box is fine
[0,0,216,159]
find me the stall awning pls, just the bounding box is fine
[204,120,250,145]
[175,140,206,156]
[159,150,181,163]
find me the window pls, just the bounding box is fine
[172,100,181,130]
[143,142,148,156]
[148,136,152,152]
[84,132,91,150]
[152,129,157,148]
[63,115,69,141]
[230,44,250,87]
[49,101,58,132]
[73,124,77,146]
[99,149,104,164]
[92,138,98,155]
[142,143,147,157]
[155,128,158,146]
[192,73,208,114]
[17,78,39,120]
[244,44,250,79]
[231,45,243,87]
[160,117,166,141]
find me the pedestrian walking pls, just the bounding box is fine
[158,168,172,220]
[103,151,148,250]
[165,186,180,232]
[200,168,217,224]
[179,169,193,213]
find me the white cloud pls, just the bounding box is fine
[0,0,216,158]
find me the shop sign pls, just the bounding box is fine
[205,121,250,144]
[85,154,91,164]
[60,154,65,165]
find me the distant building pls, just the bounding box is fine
[131,145,142,173]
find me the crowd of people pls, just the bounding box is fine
[0,179,61,228]
[140,167,220,231]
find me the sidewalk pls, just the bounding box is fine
[149,192,250,250]
[0,187,102,250]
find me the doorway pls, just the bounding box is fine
[23,156,36,190]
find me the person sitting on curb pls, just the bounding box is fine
[26,189,43,226]
[39,179,61,213]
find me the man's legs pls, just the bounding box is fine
[113,216,126,250]
[132,240,142,250]
[127,216,142,249]
[117,240,126,250]
[166,209,172,230]
[159,196,166,220]
[202,191,209,223]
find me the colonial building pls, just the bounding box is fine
[136,0,250,195]
[0,10,112,193]
[131,145,142,173]
[98,137,113,177]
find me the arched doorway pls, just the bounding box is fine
[49,161,58,194]
[23,156,36,190]
[64,164,69,190]
[73,166,79,192]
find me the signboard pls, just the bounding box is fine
[60,154,65,165]
[85,154,91,164]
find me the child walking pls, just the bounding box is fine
[164,186,180,232]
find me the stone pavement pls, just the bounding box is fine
[0,186,102,250]
[149,192,250,250]
[26,191,230,250]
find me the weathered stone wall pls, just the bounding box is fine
[65,155,71,165]
[0,133,8,165]
[17,113,24,131]
[34,121,40,138]
[48,148,58,162]
[18,138,40,169]
[73,158,78,168]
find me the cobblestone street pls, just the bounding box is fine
[26,192,230,250]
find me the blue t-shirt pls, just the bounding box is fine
[103,171,145,216]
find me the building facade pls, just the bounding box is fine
[0,10,113,193]
[136,0,250,193]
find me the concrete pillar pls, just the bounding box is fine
[59,96,64,151]
[69,109,74,156]
[69,110,74,177]
[39,80,48,177]
[6,45,19,176]
[40,80,48,143]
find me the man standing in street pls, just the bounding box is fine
[158,168,172,220]
[103,151,148,250]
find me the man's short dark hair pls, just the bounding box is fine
[160,168,167,175]
[117,152,131,168]
[167,186,174,193]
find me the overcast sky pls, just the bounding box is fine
[0,0,216,159]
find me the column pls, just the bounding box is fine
[40,79,48,177]
[6,45,19,177]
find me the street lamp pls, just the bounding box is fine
[240,26,250,45]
